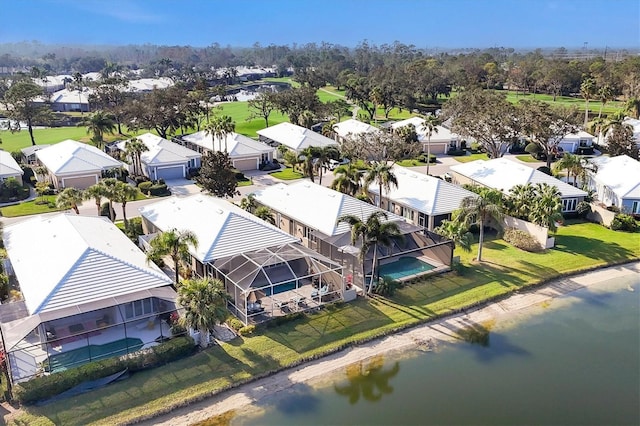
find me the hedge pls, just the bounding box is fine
[14,336,196,405]
[503,229,544,252]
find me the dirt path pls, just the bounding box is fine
[142,262,639,426]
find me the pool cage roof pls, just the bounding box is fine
[211,243,342,294]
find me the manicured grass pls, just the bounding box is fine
[0,195,62,217]
[269,167,303,180]
[214,101,289,139]
[0,127,145,153]
[14,222,639,426]
[237,179,253,187]
[516,154,541,163]
[453,153,489,163]
[396,159,427,167]
[502,90,624,116]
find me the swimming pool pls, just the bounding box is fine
[48,337,144,372]
[378,257,434,281]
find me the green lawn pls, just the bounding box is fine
[396,159,427,167]
[502,90,624,116]
[453,153,489,163]
[0,195,62,217]
[14,221,639,426]
[269,167,303,180]
[516,154,540,163]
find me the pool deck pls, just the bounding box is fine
[380,255,450,283]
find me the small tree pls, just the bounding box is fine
[195,152,240,198]
[56,187,84,214]
[178,278,229,347]
[456,189,503,262]
[146,228,199,285]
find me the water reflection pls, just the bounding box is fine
[334,355,400,405]
[273,384,321,414]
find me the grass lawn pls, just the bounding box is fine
[237,178,253,187]
[14,221,639,426]
[269,167,303,180]
[396,159,427,167]
[214,101,289,139]
[0,195,62,217]
[516,154,540,163]
[502,90,624,116]
[453,153,489,163]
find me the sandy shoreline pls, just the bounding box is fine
[139,262,639,425]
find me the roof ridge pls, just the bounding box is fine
[86,246,171,283]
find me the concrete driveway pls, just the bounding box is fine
[165,178,202,197]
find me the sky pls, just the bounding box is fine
[1,0,639,49]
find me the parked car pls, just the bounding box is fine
[328,158,350,171]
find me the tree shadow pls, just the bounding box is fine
[554,235,636,263]
[269,383,322,415]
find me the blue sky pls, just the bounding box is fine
[2,0,638,49]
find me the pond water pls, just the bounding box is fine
[231,273,640,426]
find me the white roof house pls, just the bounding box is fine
[253,181,406,238]
[256,122,337,152]
[0,149,24,183]
[601,117,640,147]
[116,133,201,180]
[35,140,124,189]
[126,77,174,93]
[391,117,461,154]
[4,214,173,316]
[556,130,595,153]
[181,131,274,171]
[33,88,92,112]
[139,194,299,263]
[332,119,380,140]
[588,155,640,213]
[450,158,587,212]
[367,165,477,230]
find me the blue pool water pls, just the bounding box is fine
[378,257,434,280]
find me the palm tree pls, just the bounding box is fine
[433,219,473,253]
[553,153,583,186]
[331,163,362,197]
[56,187,84,214]
[364,162,398,208]
[100,178,120,222]
[529,183,563,232]
[82,111,116,149]
[146,228,199,285]
[580,78,596,128]
[597,85,613,119]
[177,277,229,347]
[314,145,340,185]
[624,97,640,119]
[421,115,439,175]
[112,181,139,226]
[337,211,402,294]
[84,182,109,215]
[254,206,276,225]
[124,138,149,177]
[300,146,318,183]
[505,184,536,219]
[205,115,235,152]
[239,194,256,212]
[456,189,503,262]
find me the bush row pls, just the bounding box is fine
[611,214,639,232]
[503,229,544,252]
[138,181,169,196]
[14,336,196,405]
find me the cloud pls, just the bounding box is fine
[60,0,166,23]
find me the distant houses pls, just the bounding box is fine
[332,119,380,142]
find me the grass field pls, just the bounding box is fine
[13,221,639,426]
[269,167,303,180]
[0,195,61,217]
[396,159,427,167]
[453,153,489,163]
[516,154,541,163]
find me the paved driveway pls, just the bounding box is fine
[165,178,202,197]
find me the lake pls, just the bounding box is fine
[231,273,640,426]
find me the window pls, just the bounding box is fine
[403,208,414,221]
[632,201,640,214]
[123,298,155,320]
[288,220,294,235]
[562,198,577,212]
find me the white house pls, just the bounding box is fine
[367,165,477,231]
[35,140,124,189]
[0,214,176,383]
[332,119,380,142]
[257,122,338,156]
[180,131,274,171]
[600,117,640,149]
[588,155,640,214]
[556,130,595,154]
[33,88,91,113]
[0,150,24,185]
[450,158,587,213]
[116,133,201,180]
[391,117,461,154]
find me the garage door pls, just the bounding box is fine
[62,175,98,189]
[233,158,258,171]
[423,143,447,155]
[155,166,185,180]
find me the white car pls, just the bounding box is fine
[328,158,350,171]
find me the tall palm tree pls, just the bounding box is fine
[124,138,149,177]
[100,178,120,222]
[456,189,503,262]
[505,183,536,219]
[364,162,398,208]
[146,228,199,285]
[239,193,256,212]
[553,153,583,186]
[314,145,340,185]
[112,181,139,226]
[205,115,235,152]
[82,111,116,149]
[337,211,402,294]
[421,115,440,175]
[177,277,229,347]
[83,182,108,215]
[597,85,613,119]
[529,183,563,232]
[300,146,318,183]
[56,187,84,214]
[580,78,596,128]
[254,206,276,225]
[331,163,362,197]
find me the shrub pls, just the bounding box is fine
[14,337,196,404]
[238,325,256,336]
[138,181,153,193]
[503,229,544,252]
[610,213,639,232]
[537,166,552,176]
[124,217,143,242]
[227,317,244,332]
[447,149,467,156]
[470,141,482,153]
[149,183,169,196]
[576,201,591,218]
[417,153,437,163]
[99,202,116,220]
[525,142,541,155]
[606,205,621,213]
[373,277,400,296]
[134,176,150,186]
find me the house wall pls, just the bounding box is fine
[449,171,476,187]
[587,202,617,227]
[56,172,100,190]
[621,198,640,214]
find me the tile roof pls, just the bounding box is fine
[35,140,123,175]
[256,122,337,151]
[589,155,640,199]
[116,133,200,166]
[0,150,23,178]
[182,131,274,157]
[332,119,380,138]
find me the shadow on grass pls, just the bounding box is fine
[554,235,636,263]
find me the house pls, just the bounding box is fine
[450,158,587,213]
[179,131,274,171]
[367,165,478,231]
[252,181,453,289]
[116,133,201,180]
[332,119,380,142]
[0,214,176,383]
[138,194,343,324]
[588,155,640,214]
[391,117,461,154]
[0,150,24,185]
[33,88,91,113]
[256,122,338,157]
[556,130,595,154]
[125,78,174,93]
[35,140,124,189]
[600,117,640,148]
[20,145,51,165]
